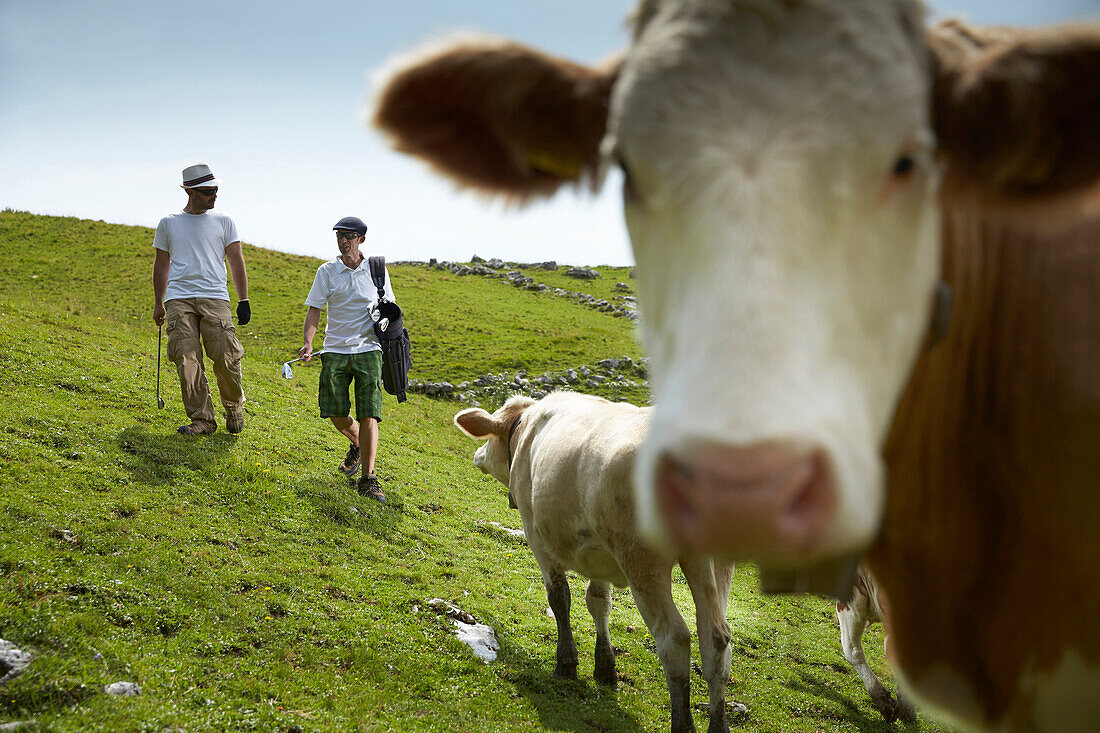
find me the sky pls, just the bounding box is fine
[1,0,1097,268]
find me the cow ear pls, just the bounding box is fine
[454,408,497,439]
[372,36,620,203]
[929,20,1100,202]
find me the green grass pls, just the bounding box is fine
[0,210,953,732]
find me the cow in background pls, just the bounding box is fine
[373,2,1100,729]
[455,392,735,733]
[837,567,915,724]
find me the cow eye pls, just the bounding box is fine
[892,155,916,178]
[615,154,641,204]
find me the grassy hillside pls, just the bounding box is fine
[0,211,952,732]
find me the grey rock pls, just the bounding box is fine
[471,254,485,263]
[424,382,455,397]
[453,620,500,663]
[426,598,476,625]
[0,639,34,685]
[486,521,526,540]
[104,681,141,696]
[487,258,505,269]
[424,600,500,662]
[615,282,631,291]
[565,267,600,280]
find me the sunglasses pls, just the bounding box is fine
[193,188,218,197]
[335,231,361,241]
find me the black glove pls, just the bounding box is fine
[236,299,251,326]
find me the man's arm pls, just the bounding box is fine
[225,241,250,324]
[152,248,171,325]
[300,306,322,361]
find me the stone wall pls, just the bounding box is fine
[407,356,649,408]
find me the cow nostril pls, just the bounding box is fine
[775,450,834,548]
[656,456,701,532]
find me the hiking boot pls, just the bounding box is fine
[338,444,361,476]
[357,474,385,503]
[178,422,216,436]
[226,411,245,435]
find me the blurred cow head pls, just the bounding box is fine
[375,1,1100,575]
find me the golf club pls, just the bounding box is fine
[281,351,326,379]
[156,323,165,409]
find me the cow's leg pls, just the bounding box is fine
[838,593,900,722]
[883,632,917,722]
[713,562,735,618]
[896,685,918,723]
[681,557,733,733]
[586,579,616,684]
[627,557,695,733]
[544,567,579,679]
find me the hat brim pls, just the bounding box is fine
[181,178,222,189]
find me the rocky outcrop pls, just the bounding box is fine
[391,259,639,321]
[408,356,649,407]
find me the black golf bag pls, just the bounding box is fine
[368,256,412,403]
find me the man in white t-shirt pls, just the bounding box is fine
[152,163,250,436]
[299,216,394,502]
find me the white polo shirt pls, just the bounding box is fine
[305,257,395,354]
[153,211,240,301]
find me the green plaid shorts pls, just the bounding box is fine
[318,351,383,422]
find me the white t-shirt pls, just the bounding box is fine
[153,211,240,301]
[305,257,395,354]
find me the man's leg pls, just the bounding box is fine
[329,416,359,446]
[318,354,360,475]
[196,298,245,432]
[165,299,216,433]
[359,417,379,475]
[353,352,385,501]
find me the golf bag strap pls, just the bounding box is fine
[368,255,386,301]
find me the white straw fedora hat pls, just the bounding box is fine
[180,163,222,189]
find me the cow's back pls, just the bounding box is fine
[874,205,1100,728]
[511,393,652,583]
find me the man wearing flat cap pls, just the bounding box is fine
[152,163,250,436]
[299,216,394,502]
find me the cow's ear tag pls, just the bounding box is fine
[526,149,584,180]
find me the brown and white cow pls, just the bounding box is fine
[455,392,735,733]
[374,3,1100,729]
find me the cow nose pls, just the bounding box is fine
[655,442,835,563]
